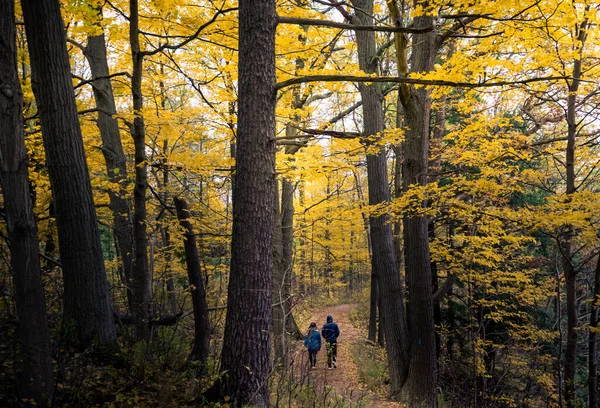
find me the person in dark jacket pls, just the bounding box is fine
[303,322,321,369]
[321,315,340,369]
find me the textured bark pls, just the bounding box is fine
[83,15,134,311]
[589,255,600,408]
[173,197,210,372]
[350,0,409,396]
[129,0,151,341]
[0,1,54,403]
[399,8,438,407]
[216,0,276,404]
[22,0,116,344]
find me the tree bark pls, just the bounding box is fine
[0,0,54,403]
[350,0,409,396]
[215,0,276,404]
[21,0,116,344]
[129,0,151,342]
[83,10,134,311]
[173,197,210,372]
[398,5,438,406]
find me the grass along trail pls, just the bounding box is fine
[294,304,403,407]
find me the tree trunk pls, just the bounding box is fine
[350,0,409,396]
[216,0,276,404]
[0,1,54,403]
[272,180,286,365]
[399,8,438,407]
[563,32,584,406]
[589,254,600,408]
[160,141,177,315]
[173,197,210,372]
[83,13,134,311]
[368,272,378,342]
[129,0,151,342]
[21,0,116,344]
[281,158,302,340]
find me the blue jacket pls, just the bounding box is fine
[321,316,340,343]
[304,329,321,351]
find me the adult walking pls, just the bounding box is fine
[322,315,340,369]
[303,322,321,369]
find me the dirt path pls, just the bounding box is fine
[295,304,402,407]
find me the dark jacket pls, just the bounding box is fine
[321,316,340,343]
[304,328,321,351]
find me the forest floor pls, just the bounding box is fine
[294,304,403,407]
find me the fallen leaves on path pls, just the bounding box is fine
[294,304,404,407]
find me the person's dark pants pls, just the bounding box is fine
[326,342,337,367]
[309,350,318,367]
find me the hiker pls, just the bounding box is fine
[303,322,321,369]
[321,315,340,369]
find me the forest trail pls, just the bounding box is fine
[295,304,403,407]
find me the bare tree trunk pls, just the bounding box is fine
[398,6,438,406]
[272,180,286,365]
[350,0,409,395]
[160,141,177,315]
[173,197,210,372]
[563,23,585,405]
[368,272,378,342]
[0,1,54,403]
[22,0,116,344]
[213,0,276,404]
[281,150,302,340]
[83,10,134,311]
[129,0,151,342]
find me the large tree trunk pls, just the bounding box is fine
[129,0,151,342]
[399,6,438,406]
[350,0,409,396]
[0,1,54,403]
[173,197,210,372]
[21,0,116,344]
[589,254,600,408]
[216,0,276,404]
[83,13,134,311]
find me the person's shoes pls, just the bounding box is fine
[333,362,337,368]
[311,366,316,370]
[327,366,333,370]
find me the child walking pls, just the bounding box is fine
[303,322,321,369]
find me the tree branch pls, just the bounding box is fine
[73,72,132,90]
[140,6,237,56]
[277,16,432,33]
[276,74,568,90]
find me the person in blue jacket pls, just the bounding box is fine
[321,315,340,369]
[303,322,321,369]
